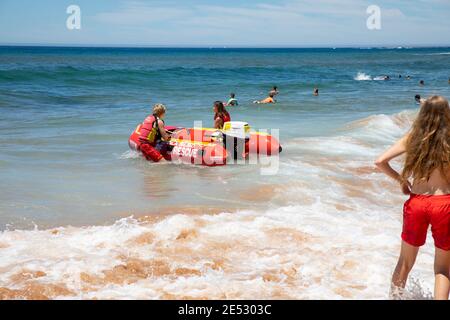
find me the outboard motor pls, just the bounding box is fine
[222,121,250,161]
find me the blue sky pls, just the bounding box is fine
[0,0,449,47]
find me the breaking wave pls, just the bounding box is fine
[354,72,372,81]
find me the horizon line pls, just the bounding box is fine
[1,43,450,49]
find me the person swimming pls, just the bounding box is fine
[226,93,238,107]
[406,75,411,80]
[253,92,276,104]
[419,80,425,86]
[313,88,319,96]
[375,96,450,300]
[213,101,231,129]
[415,94,423,104]
[269,86,279,97]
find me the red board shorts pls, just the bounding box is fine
[402,193,450,250]
[140,143,163,162]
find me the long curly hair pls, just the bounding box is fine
[402,96,450,182]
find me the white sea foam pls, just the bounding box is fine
[413,52,450,56]
[118,150,141,159]
[354,72,372,81]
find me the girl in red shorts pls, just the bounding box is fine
[376,96,450,300]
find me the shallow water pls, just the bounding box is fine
[0,47,449,299]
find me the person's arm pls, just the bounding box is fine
[158,120,171,141]
[375,134,411,194]
[214,117,223,129]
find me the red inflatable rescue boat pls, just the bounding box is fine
[128,121,282,166]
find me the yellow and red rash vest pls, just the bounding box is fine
[138,114,161,146]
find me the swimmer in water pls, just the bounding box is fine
[415,94,424,104]
[406,76,411,80]
[313,88,319,96]
[254,92,276,104]
[420,80,425,86]
[269,86,279,96]
[226,93,238,107]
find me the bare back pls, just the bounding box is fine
[375,134,450,196]
[411,167,450,195]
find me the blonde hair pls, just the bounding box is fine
[402,96,450,182]
[152,103,166,116]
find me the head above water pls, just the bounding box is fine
[230,93,235,98]
[153,103,166,118]
[415,94,421,102]
[402,96,450,182]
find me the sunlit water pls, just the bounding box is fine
[0,47,449,299]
